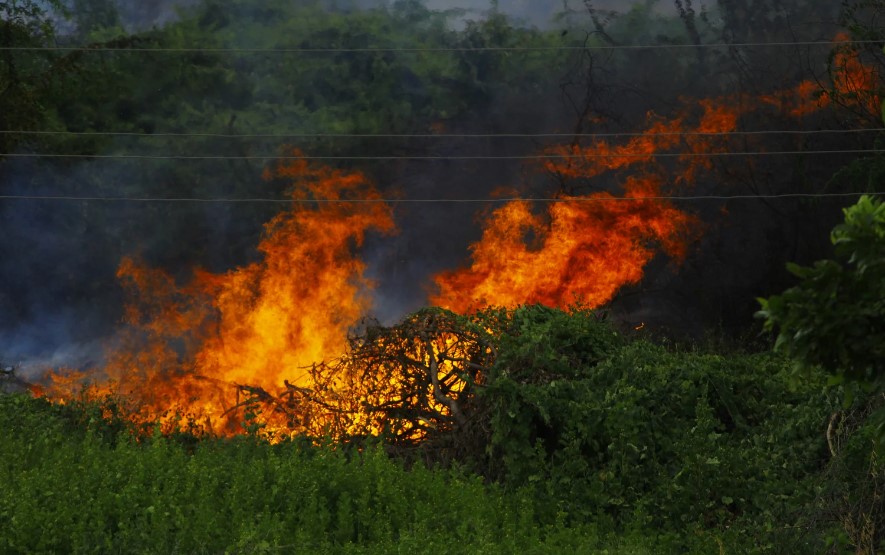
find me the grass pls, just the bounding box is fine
[0,394,727,554]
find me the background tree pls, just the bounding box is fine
[0,0,66,156]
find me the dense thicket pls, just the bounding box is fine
[0,323,845,553]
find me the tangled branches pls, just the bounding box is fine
[233,308,496,456]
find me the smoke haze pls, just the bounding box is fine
[1,0,879,375]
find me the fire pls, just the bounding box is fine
[40,151,394,436]
[192,156,394,390]
[429,99,732,313]
[829,33,881,115]
[761,33,880,118]
[430,178,695,312]
[34,37,881,439]
[430,36,880,313]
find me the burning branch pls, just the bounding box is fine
[281,308,495,447]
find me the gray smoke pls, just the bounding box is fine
[1,0,868,375]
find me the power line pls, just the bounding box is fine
[1,40,880,54]
[3,149,883,161]
[2,129,883,139]
[0,192,880,203]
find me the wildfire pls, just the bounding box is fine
[39,152,394,436]
[429,37,880,313]
[33,38,881,439]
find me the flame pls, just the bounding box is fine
[430,37,880,313]
[193,157,394,390]
[40,151,394,436]
[431,178,695,312]
[829,33,881,115]
[761,33,880,118]
[429,100,731,312]
[34,36,881,439]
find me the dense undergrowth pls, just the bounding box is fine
[0,392,706,554]
[3,312,882,554]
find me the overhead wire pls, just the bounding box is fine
[3,35,881,204]
[3,149,884,160]
[1,129,883,139]
[1,39,881,53]
[0,192,880,203]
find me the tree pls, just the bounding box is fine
[0,0,66,156]
[71,0,120,38]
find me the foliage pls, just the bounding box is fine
[0,0,67,155]
[757,195,885,389]
[221,305,832,550]
[477,309,831,548]
[758,195,885,552]
[814,395,885,553]
[1,392,722,554]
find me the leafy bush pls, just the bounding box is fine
[758,195,885,390]
[757,195,885,551]
[288,304,836,548]
[481,316,831,542]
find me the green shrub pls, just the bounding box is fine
[758,195,885,392]
[478,310,832,549]
[0,304,848,552]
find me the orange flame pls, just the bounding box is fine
[429,97,740,312]
[35,37,881,438]
[429,36,880,314]
[431,178,695,312]
[40,152,394,435]
[761,33,880,118]
[829,33,881,115]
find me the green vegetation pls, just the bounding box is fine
[759,195,884,392]
[3,2,885,553]
[0,307,856,553]
[758,195,885,553]
[0,393,714,554]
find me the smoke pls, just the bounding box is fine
[0,153,274,370]
[0,169,115,367]
[67,0,664,34]
[1,0,876,380]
